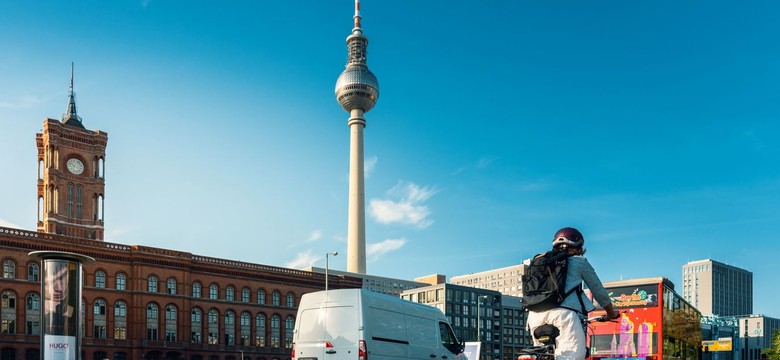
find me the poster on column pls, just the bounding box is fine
[42,259,78,359]
[463,342,481,360]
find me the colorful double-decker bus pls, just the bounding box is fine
[587,277,701,360]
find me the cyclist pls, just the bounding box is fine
[526,227,620,360]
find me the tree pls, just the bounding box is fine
[764,329,780,360]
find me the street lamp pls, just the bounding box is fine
[325,251,338,291]
[477,295,489,342]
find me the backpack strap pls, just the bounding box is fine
[558,253,588,315]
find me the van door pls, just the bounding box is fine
[406,315,438,360]
[296,306,359,360]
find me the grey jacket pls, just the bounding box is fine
[559,255,611,314]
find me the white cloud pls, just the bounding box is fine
[367,238,406,261]
[286,250,319,269]
[365,156,378,178]
[369,181,437,229]
[477,155,498,169]
[306,229,323,243]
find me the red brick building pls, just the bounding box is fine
[0,78,361,360]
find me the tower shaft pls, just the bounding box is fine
[347,109,366,273]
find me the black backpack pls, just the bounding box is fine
[521,250,584,312]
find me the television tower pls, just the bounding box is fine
[335,0,379,274]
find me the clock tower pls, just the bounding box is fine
[36,65,108,240]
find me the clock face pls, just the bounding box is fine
[66,158,84,175]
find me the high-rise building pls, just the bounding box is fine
[450,264,527,297]
[682,259,753,316]
[335,0,380,274]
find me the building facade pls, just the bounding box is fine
[682,259,753,316]
[499,296,532,360]
[0,227,362,360]
[401,284,502,360]
[738,314,780,360]
[449,264,526,297]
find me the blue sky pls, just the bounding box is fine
[1,1,779,317]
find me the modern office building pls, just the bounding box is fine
[450,264,526,297]
[303,266,427,297]
[0,72,363,360]
[499,296,532,360]
[738,314,780,360]
[682,259,753,316]
[400,284,531,360]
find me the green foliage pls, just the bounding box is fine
[764,329,780,360]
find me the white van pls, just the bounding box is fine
[292,289,465,360]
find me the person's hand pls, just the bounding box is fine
[607,308,620,320]
[603,304,620,320]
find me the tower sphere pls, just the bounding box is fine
[335,65,379,113]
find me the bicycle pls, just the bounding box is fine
[516,314,617,360]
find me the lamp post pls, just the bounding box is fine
[477,295,489,342]
[325,251,338,291]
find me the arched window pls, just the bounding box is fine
[257,289,266,305]
[286,292,295,307]
[207,309,219,344]
[270,314,281,347]
[1,291,17,334]
[148,276,158,293]
[272,291,280,306]
[284,316,295,348]
[25,293,40,335]
[240,312,251,346]
[165,305,177,341]
[191,308,203,344]
[224,311,235,345]
[209,284,218,300]
[95,271,106,288]
[93,299,107,339]
[27,263,39,282]
[67,183,74,218]
[255,313,266,347]
[167,278,177,295]
[114,301,127,339]
[116,272,126,291]
[146,303,159,340]
[76,185,83,219]
[226,286,235,302]
[242,287,250,303]
[3,259,15,279]
[192,282,202,298]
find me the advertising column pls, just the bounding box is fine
[30,251,95,360]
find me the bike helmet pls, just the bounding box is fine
[552,227,585,248]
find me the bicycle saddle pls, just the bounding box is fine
[533,324,560,346]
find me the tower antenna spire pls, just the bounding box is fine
[62,61,85,128]
[353,0,362,32]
